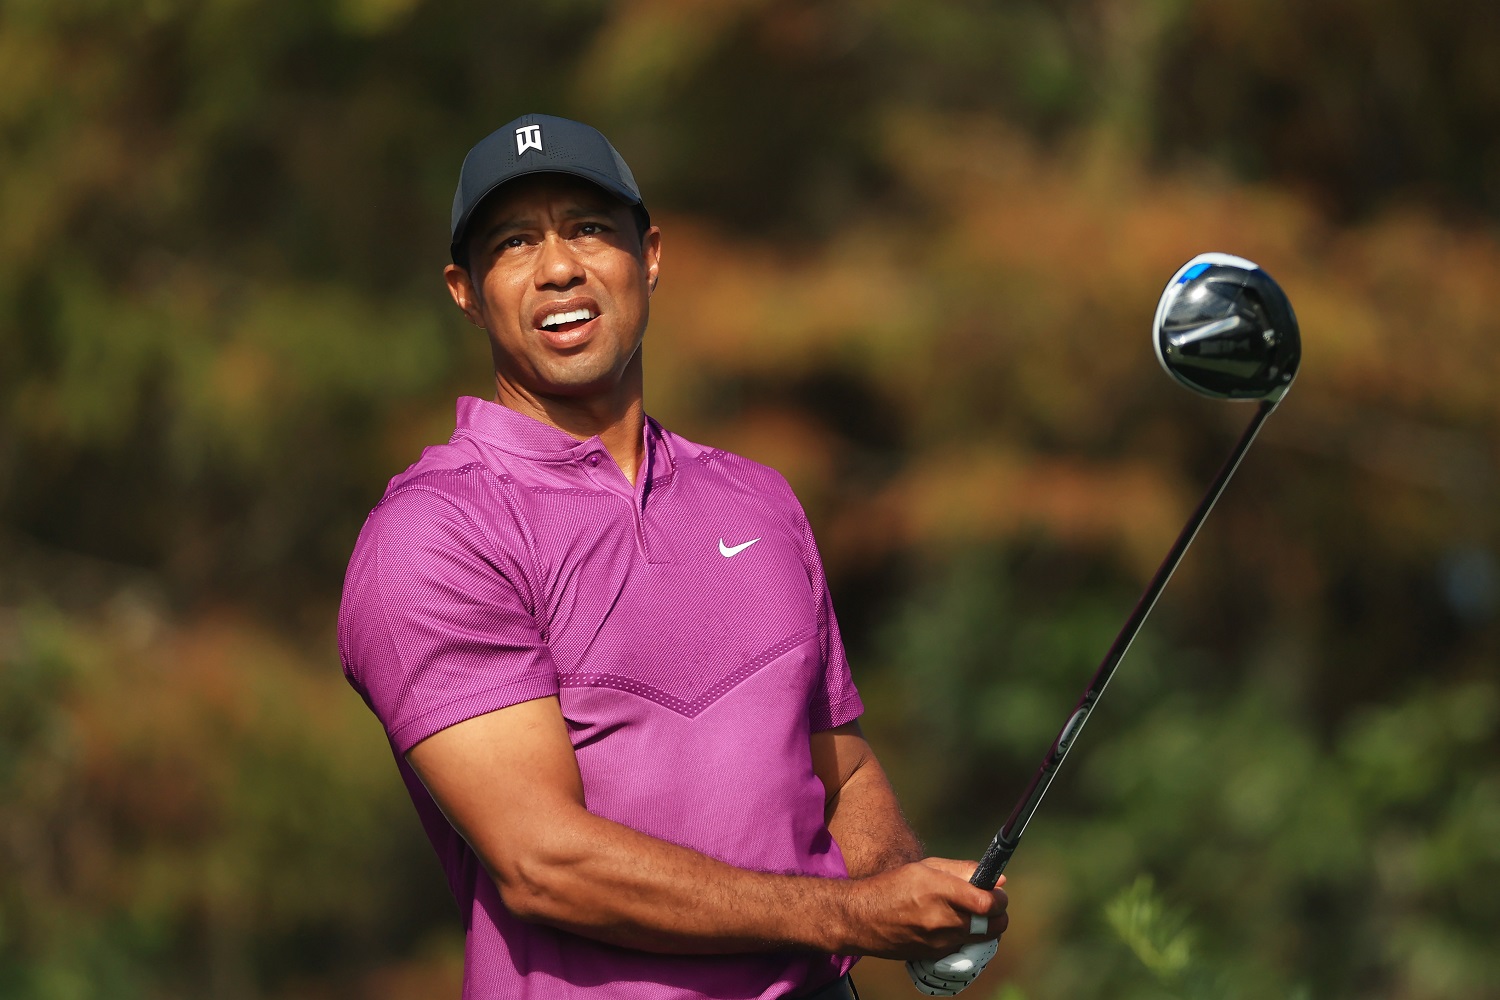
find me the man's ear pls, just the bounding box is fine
[642,226,662,295]
[443,264,486,328]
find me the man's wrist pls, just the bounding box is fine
[828,877,865,954]
[793,872,862,955]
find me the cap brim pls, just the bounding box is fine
[449,165,646,262]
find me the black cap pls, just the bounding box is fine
[449,114,649,264]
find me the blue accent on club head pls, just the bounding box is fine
[1180,262,1211,283]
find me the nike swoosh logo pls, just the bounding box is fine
[718,537,761,558]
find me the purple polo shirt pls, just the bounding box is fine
[338,397,864,999]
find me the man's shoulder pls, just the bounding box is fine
[378,437,513,507]
[354,437,528,556]
[664,429,798,499]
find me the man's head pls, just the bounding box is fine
[448,114,650,270]
[443,116,661,409]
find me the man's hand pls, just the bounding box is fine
[880,864,1003,995]
[838,859,1007,960]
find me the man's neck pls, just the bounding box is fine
[494,377,647,486]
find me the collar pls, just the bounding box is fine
[451,396,677,483]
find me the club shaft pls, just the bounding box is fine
[970,399,1276,890]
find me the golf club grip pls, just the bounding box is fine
[969,400,1276,891]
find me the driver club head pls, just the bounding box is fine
[1153,253,1300,403]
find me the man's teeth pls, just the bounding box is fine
[540,309,595,328]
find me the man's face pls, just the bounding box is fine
[445,174,661,404]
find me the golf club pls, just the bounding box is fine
[969,251,1300,891]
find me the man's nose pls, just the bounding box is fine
[534,233,584,289]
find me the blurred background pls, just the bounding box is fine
[3,1,1499,997]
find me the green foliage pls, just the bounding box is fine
[1101,877,1313,1000]
[3,2,1499,998]
[1105,878,1194,983]
[0,604,456,997]
[859,541,1500,999]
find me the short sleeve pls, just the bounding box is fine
[338,485,559,755]
[791,498,864,733]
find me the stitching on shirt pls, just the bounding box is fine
[526,486,614,497]
[558,625,817,718]
[369,463,491,512]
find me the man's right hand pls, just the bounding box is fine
[838,859,1007,959]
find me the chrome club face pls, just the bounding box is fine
[1154,252,1301,403]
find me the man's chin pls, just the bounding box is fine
[495,343,643,407]
[526,366,635,403]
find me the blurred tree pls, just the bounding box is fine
[2,1,1499,998]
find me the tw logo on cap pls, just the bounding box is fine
[515,124,543,156]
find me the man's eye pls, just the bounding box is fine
[502,236,527,249]
[578,223,605,235]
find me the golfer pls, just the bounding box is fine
[338,114,1006,999]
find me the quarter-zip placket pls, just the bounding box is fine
[579,445,653,561]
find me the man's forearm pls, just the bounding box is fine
[478,803,987,959]
[406,700,996,960]
[492,804,846,952]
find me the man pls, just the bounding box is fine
[338,114,1005,998]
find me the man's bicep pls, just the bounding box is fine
[406,695,586,876]
[810,719,875,807]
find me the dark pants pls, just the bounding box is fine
[797,974,858,1000]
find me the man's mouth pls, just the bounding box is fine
[539,307,597,335]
